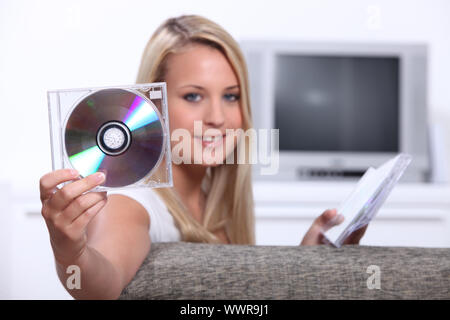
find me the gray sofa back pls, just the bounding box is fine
[119,242,450,300]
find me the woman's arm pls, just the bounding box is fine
[40,169,150,299]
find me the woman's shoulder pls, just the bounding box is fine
[108,187,181,242]
[108,187,165,211]
[108,188,164,209]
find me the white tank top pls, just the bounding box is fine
[108,188,181,243]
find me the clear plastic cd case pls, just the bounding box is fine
[47,83,173,191]
[323,153,411,247]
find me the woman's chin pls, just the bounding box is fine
[198,152,227,167]
[199,161,223,167]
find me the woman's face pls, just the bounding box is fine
[165,44,243,166]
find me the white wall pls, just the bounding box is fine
[1,0,449,299]
[0,0,450,195]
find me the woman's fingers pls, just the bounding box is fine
[47,172,106,212]
[57,191,107,225]
[343,224,368,245]
[301,209,344,245]
[39,169,109,266]
[39,169,79,203]
[301,207,369,246]
[69,198,108,234]
[315,209,344,233]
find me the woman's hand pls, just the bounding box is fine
[39,169,107,265]
[300,209,368,246]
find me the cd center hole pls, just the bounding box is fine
[103,127,126,149]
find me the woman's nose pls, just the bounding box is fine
[204,98,225,128]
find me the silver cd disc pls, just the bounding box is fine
[63,88,165,188]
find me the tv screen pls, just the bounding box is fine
[275,55,399,152]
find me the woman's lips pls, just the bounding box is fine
[194,134,225,148]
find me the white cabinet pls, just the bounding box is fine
[0,182,12,299]
[8,198,72,300]
[254,181,450,247]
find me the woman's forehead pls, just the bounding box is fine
[165,44,239,87]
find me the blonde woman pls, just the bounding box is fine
[39,15,367,299]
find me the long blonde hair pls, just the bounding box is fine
[136,15,255,244]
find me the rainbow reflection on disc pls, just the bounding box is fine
[64,88,165,188]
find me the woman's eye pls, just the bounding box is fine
[224,93,240,102]
[183,93,202,102]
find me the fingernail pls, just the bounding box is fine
[70,169,79,176]
[327,209,337,217]
[94,172,105,182]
